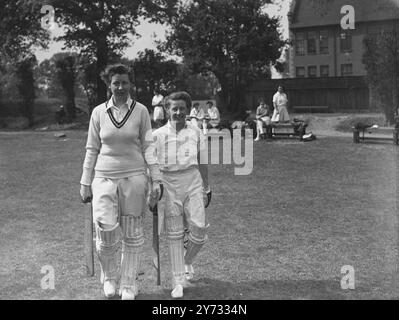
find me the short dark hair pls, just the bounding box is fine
[206,101,213,106]
[258,98,265,104]
[164,91,192,110]
[278,85,284,91]
[193,102,200,108]
[101,64,133,85]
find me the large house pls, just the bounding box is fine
[288,0,399,78]
[244,0,399,110]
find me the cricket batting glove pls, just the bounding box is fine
[80,184,92,203]
[203,186,212,208]
[148,182,164,209]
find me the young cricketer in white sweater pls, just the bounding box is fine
[153,91,211,299]
[80,64,161,300]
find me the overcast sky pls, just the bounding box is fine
[34,2,290,63]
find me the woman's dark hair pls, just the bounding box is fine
[101,64,134,85]
[164,91,192,110]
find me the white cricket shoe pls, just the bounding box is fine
[254,136,261,141]
[171,284,184,298]
[121,286,137,300]
[103,279,117,298]
[185,264,194,281]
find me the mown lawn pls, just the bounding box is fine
[0,130,399,300]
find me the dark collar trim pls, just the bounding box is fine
[106,100,136,129]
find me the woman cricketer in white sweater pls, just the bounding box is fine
[80,64,162,300]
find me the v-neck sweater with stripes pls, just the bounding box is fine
[80,100,160,186]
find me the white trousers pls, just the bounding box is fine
[92,174,148,226]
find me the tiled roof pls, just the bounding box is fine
[289,0,399,29]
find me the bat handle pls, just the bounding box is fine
[82,196,92,204]
[159,184,164,201]
[151,204,158,216]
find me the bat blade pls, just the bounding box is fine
[84,202,94,277]
[151,205,161,285]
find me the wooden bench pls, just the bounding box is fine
[292,106,329,113]
[246,120,308,140]
[271,122,307,140]
[353,125,399,145]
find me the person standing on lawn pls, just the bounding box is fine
[152,88,165,128]
[80,64,162,300]
[271,85,290,123]
[153,91,211,299]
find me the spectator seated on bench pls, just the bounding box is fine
[188,101,222,135]
[188,102,204,128]
[187,102,230,135]
[254,99,272,141]
[200,101,220,134]
[255,117,308,140]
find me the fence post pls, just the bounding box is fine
[353,128,360,143]
[393,128,399,145]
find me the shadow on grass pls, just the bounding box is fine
[138,277,353,300]
[355,139,396,145]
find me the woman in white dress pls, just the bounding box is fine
[271,86,290,123]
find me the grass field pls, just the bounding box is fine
[1,128,399,300]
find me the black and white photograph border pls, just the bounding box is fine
[1,0,399,302]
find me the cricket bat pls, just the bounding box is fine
[151,204,161,286]
[84,198,94,277]
[150,184,163,286]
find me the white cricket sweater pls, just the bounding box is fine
[80,99,161,185]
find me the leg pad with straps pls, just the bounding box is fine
[119,215,144,291]
[165,215,185,286]
[185,224,209,265]
[95,223,121,283]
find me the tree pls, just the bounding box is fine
[0,0,50,61]
[53,53,79,120]
[173,62,221,100]
[0,0,50,113]
[38,52,86,120]
[363,30,399,124]
[49,0,177,110]
[14,55,37,126]
[132,49,179,107]
[76,55,98,112]
[163,0,286,111]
